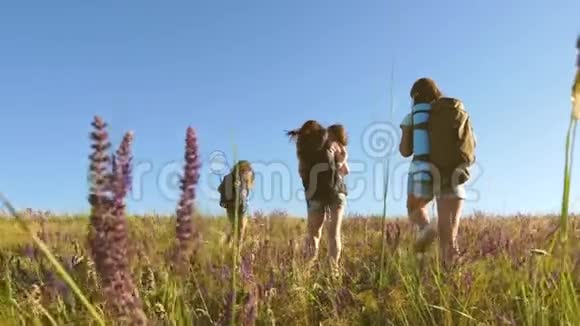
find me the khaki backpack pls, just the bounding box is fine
[427,97,476,187]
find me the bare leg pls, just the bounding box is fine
[226,207,246,246]
[237,214,248,246]
[305,200,326,262]
[436,196,463,267]
[226,207,235,245]
[407,193,432,228]
[327,194,346,267]
[407,194,436,252]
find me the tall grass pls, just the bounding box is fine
[228,145,240,326]
[379,60,396,288]
[1,213,576,324]
[559,119,577,244]
[0,194,105,326]
[555,35,579,247]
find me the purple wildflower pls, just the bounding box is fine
[240,255,253,284]
[88,116,113,206]
[87,116,113,289]
[336,287,355,312]
[41,263,72,305]
[112,132,134,205]
[87,117,147,324]
[239,243,260,325]
[222,289,235,326]
[241,289,258,326]
[173,127,201,271]
[221,265,232,282]
[20,244,36,259]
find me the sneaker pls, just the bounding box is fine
[413,220,437,253]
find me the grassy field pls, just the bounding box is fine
[0,212,578,325]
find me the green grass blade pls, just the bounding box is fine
[560,119,577,243]
[229,143,239,326]
[37,304,58,326]
[0,193,106,326]
[379,59,396,288]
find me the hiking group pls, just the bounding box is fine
[217,77,476,270]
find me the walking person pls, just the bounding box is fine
[286,120,348,273]
[218,160,255,247]
[399,77,476,266]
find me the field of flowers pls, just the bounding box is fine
[0,211,578,325]
[0,116,577,326]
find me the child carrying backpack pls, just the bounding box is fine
[399,77,476,267]
[218,160,254,246]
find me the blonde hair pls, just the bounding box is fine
[232,160,254,189]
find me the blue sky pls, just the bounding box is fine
[1,1,579,218]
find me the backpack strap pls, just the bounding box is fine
[411,105,431,130]
[412,122,429,130]
[413,154,430,161]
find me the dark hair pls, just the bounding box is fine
[410,77,442,105]
[327,124,348,146]
[286,120,327,163]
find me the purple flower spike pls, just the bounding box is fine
[113,131,134,201]
[88,116,113,205]
[87,117,147,324]
[173,127,201,271]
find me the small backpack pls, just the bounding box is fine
[301,142,346,203]
[218,171,249,211]
[427,97,476,186]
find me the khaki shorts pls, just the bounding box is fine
[307,193,347,215]
[407,175,465,199]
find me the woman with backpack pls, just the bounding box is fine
[399,77,476,266]
[218,160,255,246]
[286,120,348,273]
